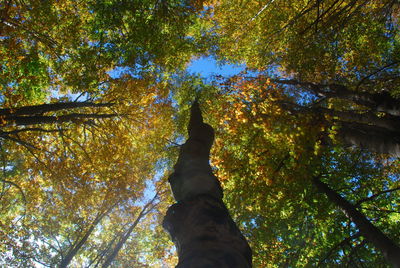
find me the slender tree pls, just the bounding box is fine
[163,101,252,267]
[59,200,119,268]
[102,193,159,268]
[313,176,400,267]
[0,101,115,149]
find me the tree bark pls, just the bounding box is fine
[313,177,400,267]
[320,107,400,132]
[163,101,252,268]
[338,121,400,157]
[2,113,117,126]
[330,85,400,116]
[277,101,400,156]
[274,79,400,116]
[0,102,112,117]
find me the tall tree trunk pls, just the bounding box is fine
[102,194,158,268]
[320,107,400,132]
[330,85,400,116]
[313,177,400,267]
[277,101,400,156]
[59,202,118,268]
[0,102,112,117]
[163,101,252,268]
[274,79,400,116]
[338,121,400,157]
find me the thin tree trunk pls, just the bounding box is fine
[4,113,117,126]
[0,102,113,117]
[163,101,252,268]
[313,177,400,267]
[59,202,118,268]
[102,194,158,268]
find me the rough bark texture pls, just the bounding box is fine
[313,177,400,267]
[163,101,252,268]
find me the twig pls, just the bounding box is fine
[356,186,400,206]
[356,61,400,90]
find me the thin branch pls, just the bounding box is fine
[49,232,64,259]
[24,143,54,173]
[362,207,400,214]
[0,178,26,204]
[250,1,275,23]
[1,135,39,150]
[356,186,400,206]
[101,193,159,268]
[61,132,94,165]
[42,239,63,255]
[266,0,317,39]
[347,240,367,268]
[0,128,61,135]
[356,61,400,90]
[300,0,342,35]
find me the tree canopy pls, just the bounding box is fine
[1,0,400,267]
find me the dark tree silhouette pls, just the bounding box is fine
[163,101,252,267]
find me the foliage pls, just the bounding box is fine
[203,76,400,266]
[1,0,400,267]
[205,0,400,84]
[1,0,202,102]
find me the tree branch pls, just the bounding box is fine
[0,102,113,116]
[356,186,400,206]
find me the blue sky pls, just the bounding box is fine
[107,56,246,79]
[187,56,245,78]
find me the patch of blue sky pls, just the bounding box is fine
[107,55,246,81]
[187,57,318,107]
[107,63,149,79]
[187,56,246,80]
[107,66,133,79]
[134,165,167,207]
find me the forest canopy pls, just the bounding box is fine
[1,0,400,267]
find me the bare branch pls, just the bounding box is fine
[356,186,400,206]
[0,102,114,117]
[1,135,39,150]
[356,61,400,90]
[0,128,61,135]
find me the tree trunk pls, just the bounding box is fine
[338,121,400,157]
[102,194,158,268]
[59,202,118,268]
[163,101,252,268]
[277,101,400,156]
[274,79,400,116]
[320,107,400,132]
[0,102,112,117]
[313,177,400,267]
[330,85,400,116]
[4,113,117,126]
